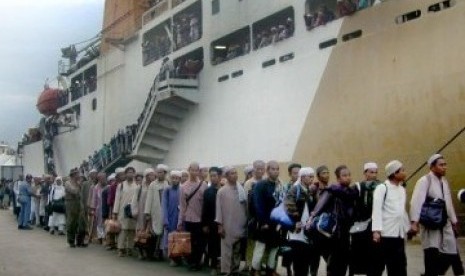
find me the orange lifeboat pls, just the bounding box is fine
[37,86,61,116]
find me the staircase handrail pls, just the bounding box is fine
[405,125,465,183]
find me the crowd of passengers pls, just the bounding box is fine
[173,12,201,50]
[305,0,377,30]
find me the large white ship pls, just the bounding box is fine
[20,0,465,220]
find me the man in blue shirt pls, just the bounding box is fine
[18,174,35,230]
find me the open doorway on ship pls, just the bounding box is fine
[174,47,204,79]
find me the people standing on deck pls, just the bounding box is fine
[48,176,66,235]
[251,160,283,276]
[216,167,248,275]
[145,164,169,260]
[307,165,358,276]
[162,170,181,264]
[177,162,207,271]
[371,160,410,276]
[410,154,464,276]
[90,172,107,243]
[113,167,138,257]
[17,174,35,230]
[349,162,382,276]
[285,167,317,276]
[202,167,222,275]
[65,168,86,247]
[133,168,153,260]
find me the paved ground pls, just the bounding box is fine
[0,209,462,276]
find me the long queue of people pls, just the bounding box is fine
[12,153,464,276]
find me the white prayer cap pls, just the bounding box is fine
[115,167,125,174]
[107,173,116,181]
[89,168,98,174]
[385,160,403,177]
[363,162,378,172]
[55,176,62,182]
[244,165,254,175]
[223,166,236,175]
[181,170,188,175]
[170,170,182,177]
[156,164,169,172]
[299,167,315,177]
[144,168,155,177]
[427,154,443,166]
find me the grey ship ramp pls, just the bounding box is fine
[131,77,199,165]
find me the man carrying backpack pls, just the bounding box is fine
[371,160,410,276]
[349,162,382,275]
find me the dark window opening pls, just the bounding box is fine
[304,0,375,31]
[262,59,276,68]
[142,19,172,66]
[218,75,229,82]
[231,70,243,78]
[428,0,453,12]
[342,30,362,42]
[92,98,97,111]
[211,26,250,65]
[252,7,295,50]
[279,53,294,63]
[395,10,421,24]
[212,0,220,15]
[173,0,202,51]
[173,47,204,79]
[319,38,337,49]
[69,64,97,102]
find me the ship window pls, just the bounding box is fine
[212,0,220,15]
[142,19,172,66]
[92,98,97,111]
[211,26,251,65]
[253,7,295,51]
[304,0,337,31]
[173,0,202,51]
[218,75,229,82]
[262,59,276,68]
[395,10,421,24]
[319,38,337,49]
[83,65,97,93]
[143,1,169,25]
[342,30,362,42]
[279,53,294,63]
[174,48,204,79]
[231,70,243,78]
[428,0,454,13]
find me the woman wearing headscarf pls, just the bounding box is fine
[49,177,66,235]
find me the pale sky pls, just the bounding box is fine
[0,0,104,148]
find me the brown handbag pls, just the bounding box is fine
[104,219,122,234]
[168,231,191,258]
[134,228,152,245]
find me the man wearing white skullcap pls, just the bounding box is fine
[284,167,316,276]
[199,164,209,185]
[132,168,154,259]
[243,165,254,184]
[410,154,461,276]
[371,160,409,276]
[145,165,169,260]
[216,166,247,275]
[244,160,266,194]
[350,162,382,275]
[181,170,189,184]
